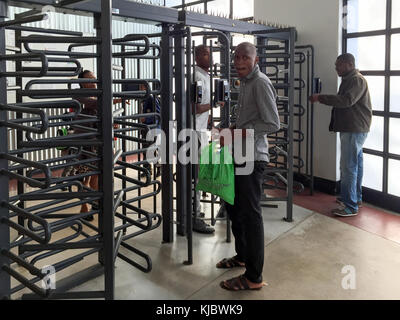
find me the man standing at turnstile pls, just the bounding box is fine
[217,42,280,291]
[192,44,217,234]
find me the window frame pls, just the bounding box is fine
[343,0,400,202]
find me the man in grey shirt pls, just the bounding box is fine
[216,42,280,291]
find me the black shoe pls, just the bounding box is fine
[57,181,68,191]
[193,218,215,234]
[216,205,226,219]
[83,214,94,221]
[140,170,152,178]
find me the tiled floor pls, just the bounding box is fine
[72,198,400,300]
[7,178,400,300]
[75,190,400,300]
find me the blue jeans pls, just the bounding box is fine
[340,132,368,211]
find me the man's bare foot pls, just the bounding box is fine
[80,204,89,213]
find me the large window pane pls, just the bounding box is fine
[347,36,385,71]
[392,0,400,28]
[364,76,385,111]
[345,0,400,200]
[389,118,400,155]
[346,0,386,33]
[388,159,400,196]
[390,76,400,112]
[391,34,400,70]
[362,153,383,191]
[364,116,384,151]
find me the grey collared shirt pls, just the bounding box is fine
[235,64,280,162]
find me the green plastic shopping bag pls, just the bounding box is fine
[195,142,235,205]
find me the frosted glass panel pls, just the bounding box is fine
[207,0,230,15]
[233,0,254,19]
[165,0,181,6]
[347,36,385,71]
[392,0,400,28]
[389,118,400,155]
[362,153,383,191]
[364,76,384,111]
[174,0,254,18]
[364,116,384,151]
[390,77,400,112]
[346,0,386,32]
[164,0,196,7]
[388,159,400,196]
[391,34,400,70]
[188,3,204,12]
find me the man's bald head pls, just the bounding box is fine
[234,42,257,57]
[233,42,259,78]
[337,53,355,67]
[335,53,356,77]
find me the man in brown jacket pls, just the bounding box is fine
[310,53,372,217]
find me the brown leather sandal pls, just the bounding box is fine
[216,256,245,269]
[220,275,265,291]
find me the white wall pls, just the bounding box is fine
[255,0,343,181]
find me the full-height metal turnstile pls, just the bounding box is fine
[0,0,298,300]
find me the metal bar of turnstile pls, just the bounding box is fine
[6,25,83,36]
[284,28,296,222]
[184,28,192,265]
[96,0,115,300]
[0,5,10,300]
[121,44,128,236]
[0,13,48,28]
[14,13,25,257]
[174,24,187,237]
[160,24,174,243]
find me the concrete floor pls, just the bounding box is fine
[8,182,400,300]
[73,201,400,300]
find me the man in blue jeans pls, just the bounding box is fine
[310,53,372,217]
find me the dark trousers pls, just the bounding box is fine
[140,131,153,170]
[225,161,267,283]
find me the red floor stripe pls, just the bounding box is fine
[268,188,400,245]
